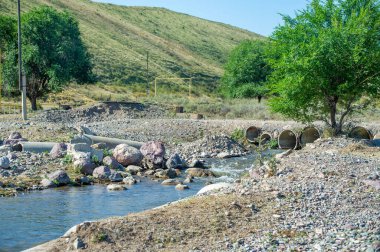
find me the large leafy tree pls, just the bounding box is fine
[267,0,380,134]
[221,40,271,103]
[3,6,93,110]
[0,16,17,95]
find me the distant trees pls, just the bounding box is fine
[267,0,380,134]
[0,16,16,95]
[221,40,271,103]
[2,6,93,110]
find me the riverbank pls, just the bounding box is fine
[26,137,380,251]
[1,103,380,251]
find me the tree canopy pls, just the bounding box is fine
[2,6,93,110]
[267,0,380,134]
[221,40,271,102]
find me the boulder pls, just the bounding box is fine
[197,182,234,195]
[67,143,92,154]
[91,149,104,164]
[183,177,193,183]
[155,168,177,179]
[189,159,205,168]
[50,143,67,159]
[107,184,126,191]
[0,156,10,169]
[93,166,111,180]
[186,168,215,177]
[109,171,123,182]
[166,153,185,169]
[175,184,189,190]
[103,156,120,170]
[113,144,143,166]
[80,176,91,185]
[125,165,143,175]
[73,159,96,175]
[123,177,137,185]
[140,141,165,166]
[48,170,71,186]
[161,179,180,186]
[40,178,57,188]
[70,135,92,145]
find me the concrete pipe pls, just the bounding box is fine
[246,126,260,143]
[259,132,272,145]
[278,130,298,149]
[348,126,373,140]
[21,142,57,153]
[83,134,143,149]
[299,126,320,147]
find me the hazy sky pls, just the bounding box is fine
[92,0,310,36]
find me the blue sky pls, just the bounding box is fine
[92,0,310,36]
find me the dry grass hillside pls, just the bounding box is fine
[0,0,263,90]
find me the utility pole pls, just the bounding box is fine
[146,51,149,96]
[17,0,27,120]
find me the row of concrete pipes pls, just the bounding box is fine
[245,126,378,149]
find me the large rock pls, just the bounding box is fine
[113,144,143,166]
[107,184,126,191]
[197,182,234,195]
[109,171,123,182]
[48,170,71,186]
[67,143,92,154]
[74,159,96,175]
[161,179,180,186]
[103,156,120,170]
[123,177,137,185]
[166,153,185,169]
[175,184,189,190]
[186,168,215,177]
[93,166,111,180]
[140,141,165,167]
[40,178,57,188]
[125,165,143,175]
[50,143,67,159]
[4,131,27,145]
[0,156,10,169]
[91,149,104,164]
[155,168,177,179]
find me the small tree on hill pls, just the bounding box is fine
[2,7,93,110]
[267,0,380,135]
[221,40,271,103]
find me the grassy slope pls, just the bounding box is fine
[0,0,262,90]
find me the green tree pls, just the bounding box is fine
[3,7,93,110]
[0,16,17,95]
[267,0,380,134]
[221,40,271,103]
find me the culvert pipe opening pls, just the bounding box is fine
[245,126,260,143]
[348,126,373,140]
[259,132,272,145]
[278,130,298,149]
[300,126,320,147]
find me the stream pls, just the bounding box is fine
[0,152,277,252]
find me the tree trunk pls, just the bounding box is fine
[329,96,341,135]
[257,95,262,103]
[29,96,38,111]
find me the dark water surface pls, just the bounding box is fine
[0,153,277,252]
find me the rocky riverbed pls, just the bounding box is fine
[1,103,380,251]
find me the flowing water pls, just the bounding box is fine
[0,152,279,252]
